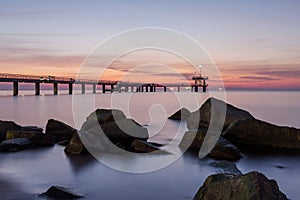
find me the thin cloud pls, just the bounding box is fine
[239,76,279,81]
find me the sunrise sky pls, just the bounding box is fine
[0,0,300,90]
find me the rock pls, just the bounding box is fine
[85,109,126,125]
[193,171,288,200]
[180,130,242,161]
[41,186,83,199]
[65,133,87,155]
[0,120,21,141]
[223,118,300,150]
[129,139,161,153]
[31,134,56,147]
[0,138,33,152]
[20,126,43,133]
[6,129,55,147]
[187,97,254,130]
[210,160,242,175]
[208,137,243,161]
[81,109,149,150]
[168,108,191,120]
[6,130,42,140]
[58,140,70,146]
[46,119,77,142]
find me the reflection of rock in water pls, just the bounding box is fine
[65,153,97,174]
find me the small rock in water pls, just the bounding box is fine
[40,186,84,199]
[210,160,242,175]
[275,165,285,169]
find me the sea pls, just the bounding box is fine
[0,90,299,199]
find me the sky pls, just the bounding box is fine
[0,0,300,90]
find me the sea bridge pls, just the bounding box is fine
[0,73,208,96]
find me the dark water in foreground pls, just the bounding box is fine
[0,91,299,199]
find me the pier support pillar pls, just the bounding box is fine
[164,86,167,92]
[150,86,153,92]
[13,81,18,96]
[92,84,96,94]
[125,86,128,92]
[111,85,114,93]
[131,86,134,92]
[81,83,85,94]
[69,83,73,95]
[177,86,180,92]
[154,86,156,92]
[53,83,58,95]
[118,85,121,93]
[35,82,40,95]
[102,84,105,93]
[195,86,198,92]
[146,86,148,92]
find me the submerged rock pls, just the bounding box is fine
[180,130,242,161]
[41,186,83,199]
[168,108,191,120]
[0,138,33,152]
[193,171,288,200]
[187,97,254,130]
[65,133,87,155]
[46,119,77,142]
[210,160,242,175]
[223,118,300,150]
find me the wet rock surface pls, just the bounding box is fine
[46,119,77,142]
[194,171,288,200]
[223,118,300,150]
[0,138,33,152]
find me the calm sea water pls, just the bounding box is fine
[0,91,299,199]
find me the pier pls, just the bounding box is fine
[0,73,208,96]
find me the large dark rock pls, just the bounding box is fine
[0,138,33,152]
[187,97,254,130]
[223,118,300,150]
[46,119,77,142]
[210,160,242,175]
[0,120,21,141]
[193,171,288,200]
[168,108,191,120]
[180,130,242,161]
[41,186,83,199]
[65,133,87,155]
[31,134,56,147]
[80,109,149,150]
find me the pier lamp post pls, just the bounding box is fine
[198,64,203,77]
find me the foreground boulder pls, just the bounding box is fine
[168,108,191,120]
[180,130,242,161]
[193,171,287,200]
[46,119,77,142]
[0,138,33,152]
[64,133,87,155]
[80,109,149,150]
[187,97,254,130]
[40,186,83,199]
[223,118,300,150]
